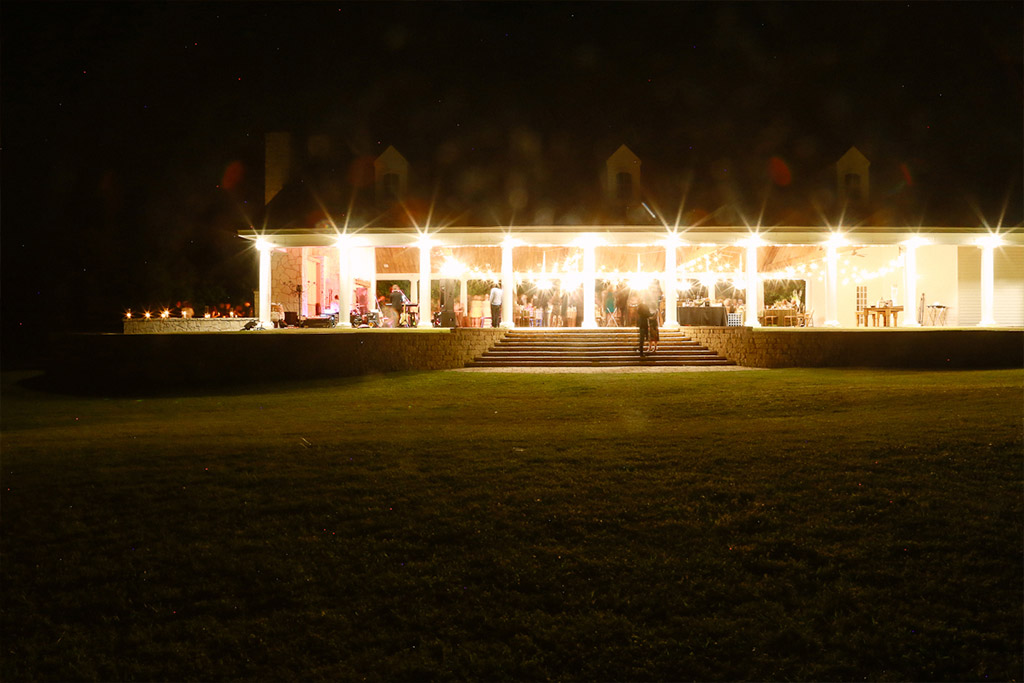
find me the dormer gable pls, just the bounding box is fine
[605,144,641,203]
[374,146,409,204]
[836,146,870,204]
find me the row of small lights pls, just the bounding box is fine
[124,309,242,320]
[437,255,909,287]
[122,254,905,319]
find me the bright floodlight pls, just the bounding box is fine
[975,234,1004,249]
[736,234,766,248]
[825,233,849,248]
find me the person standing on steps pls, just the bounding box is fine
[637,295,651,357]
[647,305,660,353]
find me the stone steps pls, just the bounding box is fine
[467,328,735,367]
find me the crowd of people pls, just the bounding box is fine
[511,281,665,329]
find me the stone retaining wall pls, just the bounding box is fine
[684,327,1024,369]
[123,318,258,334]
[48,329,507,392]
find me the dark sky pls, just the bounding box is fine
[2,1,1021,344]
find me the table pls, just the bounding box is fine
[925,305,948,326]
[863,305,904,327]
[677,306,728,326]
[761,308,799,326]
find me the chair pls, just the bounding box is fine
[856,310,867,327]
[762,312,778,326]
[801,310,814,327]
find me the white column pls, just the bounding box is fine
[297,248,308,317]
[418,242,433,328]
[582,242,598,328]
[902,243,921,327]
[369,248,378,314]
[336,242,353,328]
[805,278,815,326]
[663,241,679,328]
[409,278,418,304]
[979,244,996,326]
[258,241,272,326]
[459,276,469,323]
[708,279,717,303]
[744,243,761,327]
[824,243,840,327]
[501,241,515,327]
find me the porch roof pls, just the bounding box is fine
[238,225,1023,249]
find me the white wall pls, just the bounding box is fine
[995,247,1024,325]
[958,245,1024,326]
[351,246,376,281]
[804,245,962,327]
[835,246,901,327]
[916,245,959,325]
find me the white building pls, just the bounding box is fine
[241,136,1024,329]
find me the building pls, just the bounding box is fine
[239,133,1023,329]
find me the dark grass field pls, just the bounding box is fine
[2,368,1021,681]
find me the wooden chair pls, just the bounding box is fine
[855,310,867,327]
[762,312,778,326]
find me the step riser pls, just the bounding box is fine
[469,329,732,368]
[470,362,735,367]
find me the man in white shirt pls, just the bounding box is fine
[489,282,503,328]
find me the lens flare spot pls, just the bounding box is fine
[348,157,375,188]
[900,162,914,187]
[768,157,791,186]
[221,161,245,190]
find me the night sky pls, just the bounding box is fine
[2,2,1021,354]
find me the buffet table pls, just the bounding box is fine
[677,306,728,326]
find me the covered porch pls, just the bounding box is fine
[239,226,1023,330]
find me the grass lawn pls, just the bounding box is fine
[2,368,1021,681]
